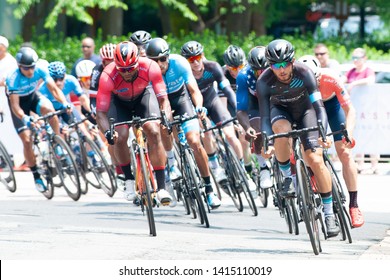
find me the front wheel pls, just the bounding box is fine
[0,141,17,192]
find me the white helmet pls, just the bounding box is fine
[75,60,96,78]
[297,55,321,78]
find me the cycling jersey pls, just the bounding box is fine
[196,60,236,112]
[221,65,237,93]
[90,63,105,99]
[236,65,259,112]
[257,62,328,150]
[38,74,83,110]
[96,57,167,113]
[6,65,53,97]
[319,70,351,107]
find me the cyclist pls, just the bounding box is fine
[129,30,152,57]
[227,46,272,190]
[146,37,221,208]
[96,41,173,205]
[180,41,247,191]
[258,39,339,237]
[298,55,364,228]
[6,47,70,193]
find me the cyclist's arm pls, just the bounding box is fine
[213,62,237,111]
[187,80,203,108]
[236,73,251,131]
[149,61,172,119]
[46,80,67,105]
[305,72,328,132]
[96,72,114,132]
[8,94,25,120]
[256,79,272,136]
[79,94,92,113]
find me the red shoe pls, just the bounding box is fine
[350,207,365,228]
[13,163,30,172]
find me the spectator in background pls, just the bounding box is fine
[0,36,18,87]
[314,43,341,76]
[342,47,377,175]
[71,37,101,77]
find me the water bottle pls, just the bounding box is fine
[38,141,49,161]
[45,124,54,135]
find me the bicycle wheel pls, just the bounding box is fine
[83,137,116,197]
[0,141,17,192]
[325,160,352,243]
[138,149,156,236]
[227,145,257,216]
[296,159,322,255]
[185,149,209,228]
[66,132,88,195]
[34,143,54,199]
[51,135,81,201]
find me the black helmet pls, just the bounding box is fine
[146,38,170,59]
[180,41,203,58]
[248,46,268,70]
[129,30,152,46]
[223,45,245,67]
[16,47,38,67]
[265,39,295,64]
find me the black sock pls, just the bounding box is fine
[204,183,213,194]
[203,176,211,185]
[30,165,40,180]
[121,163,134,180]
[349,191,358,208]
[245,164,253,174]
[155,169,165,190]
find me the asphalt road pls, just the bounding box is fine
[1,165,390,260]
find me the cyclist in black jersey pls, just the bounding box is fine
[234,46,273,190]
[257,39,339,237]
[181,41,244,186]
[129,30,152,57]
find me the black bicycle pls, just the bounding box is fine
[204,117,257,216]
[66,115,116,197]
[165,112,210,228]
[262,121,325,255]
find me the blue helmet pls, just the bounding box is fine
[48,61,66,79]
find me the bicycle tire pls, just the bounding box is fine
[83,137,116,197]
[33,142,54,199]
[185,149,209,228]
[227,145,258,216]
[296,159,322,255]
[287,198,300,235]
[254,157,269,208]
[325,160,353,243]
[139,149,157,237]
[180,155,198,219]
[216,140,243,212]
[0,141,17,192]
[66,132,89,194]
[51,135,81,201]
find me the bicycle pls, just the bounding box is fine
[31,109,81,200]
[66,114,116,197]
[0,112,16,192]
[165,112,210,228]
[204,117,257,216]
[262,121,325,255]
[110,115,163,237]
[319,122,353,244]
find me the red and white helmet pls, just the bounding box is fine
[100,43,116,60]
[114,41,139,68]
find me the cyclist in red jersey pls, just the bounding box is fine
[298,55,364,228]
[96,41,173,205]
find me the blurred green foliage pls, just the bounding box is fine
[7,29,390,72]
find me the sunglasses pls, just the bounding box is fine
[152,56,168,63]
[116,64,138,73]
[54,77,65,82]
[315,52,327,56]
[227,64,244,71]
[270,61,290,70]
[21,65,35,71]
[352,56,364,61]
[82,45,92,49]
[187,54,202,63]
[79,76,91,83]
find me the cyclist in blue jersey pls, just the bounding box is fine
[130,30,152,57]
[39,61,91,124]
[180,41,244,188]
[6,47,70,193]
[257,39,339,237]
[235,46,273,189]
[146,38,221,209]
